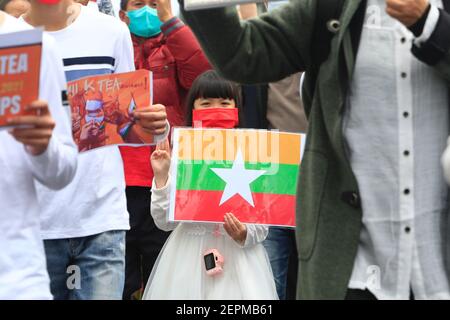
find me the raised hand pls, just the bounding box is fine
[154,0,174,23]
[151,138,171,188]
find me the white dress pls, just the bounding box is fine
[142,179,279,300]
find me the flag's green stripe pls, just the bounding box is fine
[176,160,299,195]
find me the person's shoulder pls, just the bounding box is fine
[41,32,60,60]
[82,5,127,32]
[42,32,57,48]
[0,13,32,33]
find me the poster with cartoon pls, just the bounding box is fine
[0,28,42,129]
[67,69,155,152]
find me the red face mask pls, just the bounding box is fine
[192,108,239,129]
[36,0,61,5]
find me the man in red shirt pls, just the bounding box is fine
[119,0,211,299]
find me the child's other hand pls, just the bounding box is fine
[224,212,247,245]
[151,138,171,188]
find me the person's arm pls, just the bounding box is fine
[161,18,211,89]
[237,3,258,20]
[441,137,450,185]
[150,139,179,231]
[411,7,450,83]
[241,224,269,248]
[223,212,269,248]
[156,0,211,90]
[114,21,136,73]
[179,0,314,84]
[151,176,180,231]
[387,0,450,83]
[27,36,77,190]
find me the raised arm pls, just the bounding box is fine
[11,36,78,190]
[151,177,180,231]
[151,139,179,231]
[179,0,316,84]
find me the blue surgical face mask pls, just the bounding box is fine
[127,6,162,38]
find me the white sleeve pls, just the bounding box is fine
[154,121,171,143]
[239,224,269,248]
[27,35,77,190]
[114,21,136,73]
[151,176,179,232]
[414,5,440,46]
[441,137,450,185]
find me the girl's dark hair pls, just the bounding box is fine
[185,70,244,127]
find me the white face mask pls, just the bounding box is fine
[85,100,104,124]
[85,100,103,111]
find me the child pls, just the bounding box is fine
[142,70,278,300]
[119,0,211,299]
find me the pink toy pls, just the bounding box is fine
[203,249,225,276]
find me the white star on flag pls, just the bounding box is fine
[210,150,267,207]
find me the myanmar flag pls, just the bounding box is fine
[169,128,305,227]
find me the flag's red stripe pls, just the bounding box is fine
[174,190,296,227]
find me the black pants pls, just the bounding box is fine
[345,289,378,300]
[286,234,298,300]
[122,186,170,300]
[345,289,415,300]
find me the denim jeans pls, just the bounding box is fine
[44,230,126,300]
[263,227,298,300]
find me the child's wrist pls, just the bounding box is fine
[154,173,169,189]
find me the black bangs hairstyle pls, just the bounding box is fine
[185,70,244,127]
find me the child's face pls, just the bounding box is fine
[193,98,236,110]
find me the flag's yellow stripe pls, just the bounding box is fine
[176,129,301,165]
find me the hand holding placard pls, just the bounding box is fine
[8,100,55,156]
[0,28,42,129]
[134,104,167,136]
